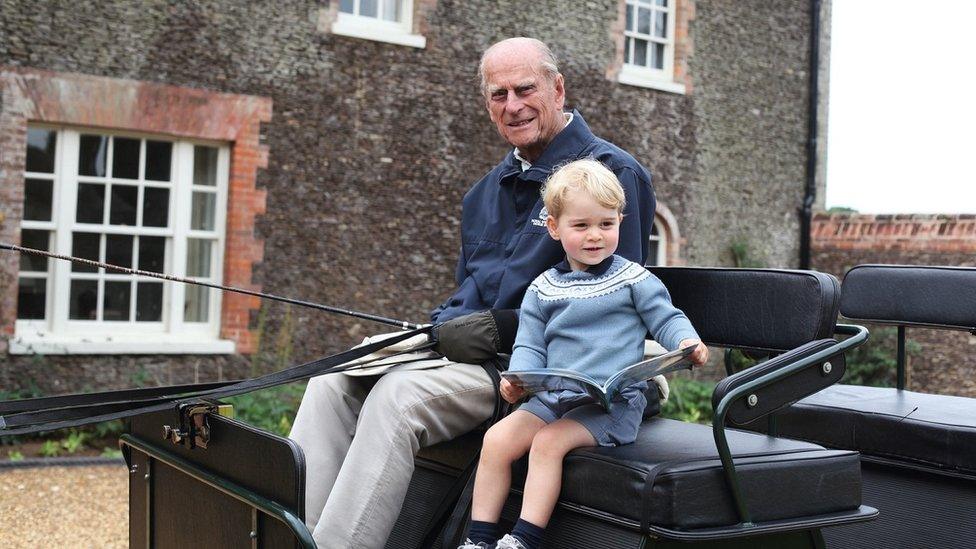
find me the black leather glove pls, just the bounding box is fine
[432,309,519,364]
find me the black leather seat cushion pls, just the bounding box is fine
[763,384,976,476]
[419,418,861,530]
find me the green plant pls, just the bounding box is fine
[661,377,714,424]
[39,439,61,457]
[92,420,125,439]
[60,430,89,454]
[101,447,123,459]
[129,365,152,388]
[7,450,24,461]
[730,240,765,268]
[843,326,921,387]
[227,383,307,437]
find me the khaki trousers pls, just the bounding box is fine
[289,361,495,548]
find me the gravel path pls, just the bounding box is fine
[0,464,127,548]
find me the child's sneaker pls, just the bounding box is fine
[494,534,527,549]
[457,539,494,549]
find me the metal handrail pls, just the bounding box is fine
[120,434,316,548]
[710,323,870,526]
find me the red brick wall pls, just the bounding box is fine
[812,212,976,396]
[0,67,271,353]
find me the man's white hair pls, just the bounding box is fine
[478,37,561,96]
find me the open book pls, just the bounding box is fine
[501,345,696,411]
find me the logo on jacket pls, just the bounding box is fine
[531,207,548,227]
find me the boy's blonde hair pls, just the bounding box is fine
[542,159,626,218]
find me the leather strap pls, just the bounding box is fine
[0,327,431,435]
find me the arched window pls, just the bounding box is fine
[646,202,681,267]
[646,217,667,266]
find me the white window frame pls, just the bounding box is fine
[618,0,685,94]
[331,0,426,49]
[11,126,234,355]
[645,217,668,267]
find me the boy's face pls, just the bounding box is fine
[545,189,622,271]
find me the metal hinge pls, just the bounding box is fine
[163,401,234,449]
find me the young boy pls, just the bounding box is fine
[459,159,708,549]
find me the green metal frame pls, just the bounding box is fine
[120,433,316,549]
[710,324,870,527]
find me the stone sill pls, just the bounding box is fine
[618,66,686,95]
[331,17,426,49]
[9,334,236,355]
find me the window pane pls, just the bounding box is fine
[103,281,131,321]
[138,236,165,272]
[143,187,170,227]
[23,178,53,221]
[193,146,219,186]
[69,279,98,320]
[112,137,140,179]
[340,0,353,13]
[26,128,56,173]
[109,184,138,225]
[145,140,172,181]
[655,0,667,6]
[79,134,108,177]
[106,234,134,269]
[634,39,648,67]
[76,183,106,223]
[186,239,212,278]
[17,277,47,320]
[654,11,667,38]
[625,37,633,64]
[19,230,49,272]
[72,232,101,273]
[645,240,660,267]
[136,282,163,322]
[652,42,664,69]
[360,0,377,17]
[191,192,216,231]
[184,285,210,323]
[626,3,634,32]
[381,0,400,21]
[638,7,651,34]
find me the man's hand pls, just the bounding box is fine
[432,309,518,364]
[679,338,709,366]
[499,378,526,404]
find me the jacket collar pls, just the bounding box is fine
[553,254,616,276]
[502,109,595,183]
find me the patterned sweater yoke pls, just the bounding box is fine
[510,255,700,386]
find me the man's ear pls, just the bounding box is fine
[545,215,560,240]
[553,74,565,111]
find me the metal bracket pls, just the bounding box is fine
[163,401,233,449]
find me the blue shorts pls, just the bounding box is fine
[518,385,647,447]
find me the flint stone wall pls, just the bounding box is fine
[0,0,818,392]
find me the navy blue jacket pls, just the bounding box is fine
[431,111,655,323]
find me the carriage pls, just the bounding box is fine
[104,263,976,548]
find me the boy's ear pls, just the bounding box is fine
[545,215,560,240]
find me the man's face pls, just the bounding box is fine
[482,52,566,162]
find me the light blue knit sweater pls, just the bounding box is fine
[509,255,699,385]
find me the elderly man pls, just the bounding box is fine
[289,37,656,548]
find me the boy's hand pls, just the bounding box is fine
[679,339,709,366]
[499,378,526,403]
